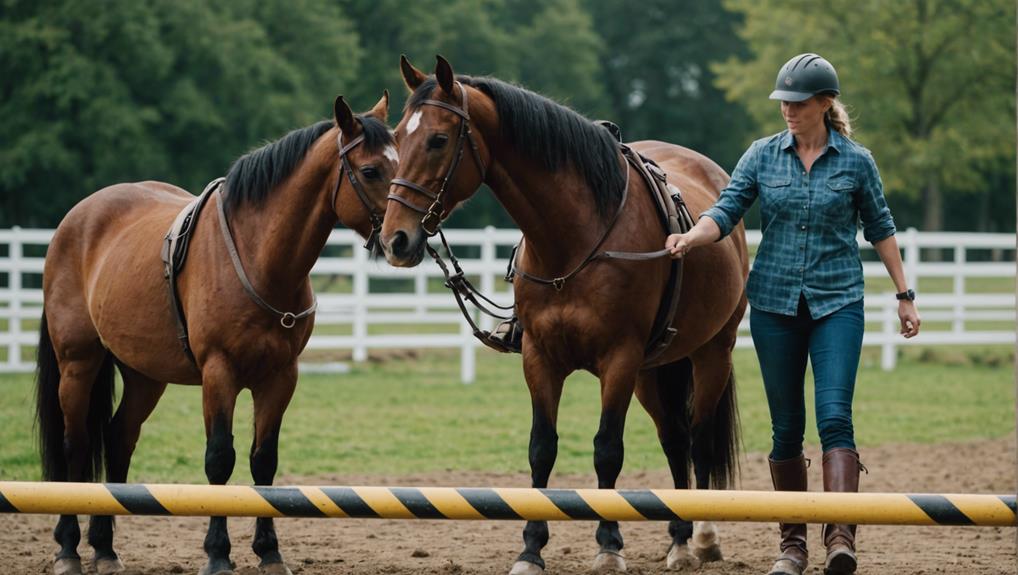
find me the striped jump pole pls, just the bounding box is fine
[0,482,1014,527]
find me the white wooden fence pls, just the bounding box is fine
[1,227,1014,382]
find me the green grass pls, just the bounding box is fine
[0,346,1013,483]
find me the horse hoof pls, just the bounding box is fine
[94,556,126,575]
[508,560,544,575]
[665,543,701,571]
[258,561,293,575]
[692,543,723,563]
[592,551,626,573]
[54,557,84,575]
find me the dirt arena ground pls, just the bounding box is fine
[2,436,1014,575]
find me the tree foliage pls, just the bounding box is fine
[0,0,1012,232]
[714,0,1016,231]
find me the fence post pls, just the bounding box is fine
[904,227,919,293]
[879,293,895,370]
[479,226,497,334]
[953,245,966,333]
[352,243,368,362]
[460,312,476,384]
[9,227,22,369]
[881,295,897,371]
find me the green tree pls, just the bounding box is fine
[714,0,1016,232]
[584,0,754,172]
[0,0,361,227]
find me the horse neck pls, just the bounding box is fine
[486,148,612,273]
[227,134,339,295]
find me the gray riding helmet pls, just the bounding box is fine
[769,53,840,101]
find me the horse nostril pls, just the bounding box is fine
[391,231,409,256]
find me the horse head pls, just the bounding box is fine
[381,55,491,267]
[333,91,398,254]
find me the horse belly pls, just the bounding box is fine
[79,193,200,383]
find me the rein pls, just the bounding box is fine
[388,82,487,237]
[215,184,317,328]
[509,147,691,291]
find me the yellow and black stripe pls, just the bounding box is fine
[0,482,1013,527]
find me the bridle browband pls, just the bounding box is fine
[331,121,385,251]
[388,81,487,237]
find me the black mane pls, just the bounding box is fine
[407,76,624,220]
[224,115,392,208]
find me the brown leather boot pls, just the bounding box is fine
[767,454,808,575]
[822,448,862,574]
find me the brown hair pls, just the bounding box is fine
[824,96,853,138]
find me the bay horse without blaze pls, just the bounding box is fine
[35,94,396,575]
[381,56,749,574]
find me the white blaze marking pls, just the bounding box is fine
[406,111,422,134]
[383,145,399,164]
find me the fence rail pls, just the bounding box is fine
[1,227,1014,382]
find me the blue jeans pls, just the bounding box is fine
[749,295,864,460]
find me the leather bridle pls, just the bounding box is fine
[388,82,486,237]
[330,122,385,251]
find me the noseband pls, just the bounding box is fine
[388,82,487,236]
[331,123,384,251]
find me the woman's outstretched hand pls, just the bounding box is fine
[665,233,692,259]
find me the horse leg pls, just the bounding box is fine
[687,339,740,565]
[249,370,297,575]
[510,350,567,575]
[50,347,114,575]
[634,359,699,570]
[199,358,240,575]
[87,365,167,575]
[590,348,642,573]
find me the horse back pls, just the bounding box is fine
[45,181,201,383]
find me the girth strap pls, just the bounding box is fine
[161,178,222,364]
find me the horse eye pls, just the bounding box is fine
[360,166,380,180]
[427,134,449,150]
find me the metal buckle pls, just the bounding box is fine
[421,202,443,237]
[552,277,565,291]
[280,312,297,329]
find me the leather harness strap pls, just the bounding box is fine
[215,185,318,329]
[161,178,220,364]
[162,125,375,363]
[388,82,486,236]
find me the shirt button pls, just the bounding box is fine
[803,205,808,210]
[801,225,806,230]
[802,171,806,176]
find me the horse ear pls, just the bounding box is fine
[401,54,426,91]
[366,89,389,123]
[333,95,357,138]
[435,55,455,95]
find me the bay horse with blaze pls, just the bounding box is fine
[381,57,748,574]
[36,94,396,575]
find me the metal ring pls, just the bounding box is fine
[280,312,297,329]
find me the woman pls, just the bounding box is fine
[665,53,920,575]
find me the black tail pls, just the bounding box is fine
[707,370,741,490]
[35,310,116,482]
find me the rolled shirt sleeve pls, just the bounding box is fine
[855,151,896,243]
[700,141,761,240]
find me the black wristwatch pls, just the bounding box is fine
[895,288,916,301]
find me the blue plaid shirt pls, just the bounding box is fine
[701,128,896,318]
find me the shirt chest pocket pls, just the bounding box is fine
[816,177,856,215]
[759,175,792,213]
